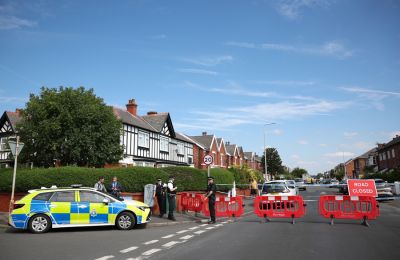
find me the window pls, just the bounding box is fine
[0,137,9,151]
[177,142,184,155]
[393,149,396,158]
[188,156,193,164]
[160,136,169,152]
[33,192,54,201]
[387,151,391,159]
[382,153,386,160]
[50,191,75,202]
[138,131,149,148]
[220,155,224,166]
[80,191,107,203]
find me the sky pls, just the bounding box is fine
[0,0,399,174]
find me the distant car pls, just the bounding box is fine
[322,179,331,185]
[330,179,340,188]
[261,181,297,196]
[9,186,151,233]
[374,179,394,200]
[284,180,299,195]
[295,178,306,191]
[338,180,348,194]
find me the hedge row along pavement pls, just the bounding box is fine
[0,166,240,193]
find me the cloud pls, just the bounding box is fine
[252,80,316,86]
[226,41,353,59]
[0,96,27,104]
[325,151,355,158]
[182,55,233,67]
[0,15,37,30]
[177,68,218,76]
[344,132,358,138]
[298,140,309,145]
[291,154,301,160]
[342,86,400,111]
[276,0,333,20]
[319,143,327,147]
[271,129,283,135]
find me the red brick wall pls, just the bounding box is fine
[219,144,227,168]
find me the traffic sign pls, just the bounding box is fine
[203,155,213,165]
[8,140,24,157]
[347,179,377,197]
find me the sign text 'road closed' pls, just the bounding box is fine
[347,179,377,197]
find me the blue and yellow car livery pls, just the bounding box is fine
[9,186,151,233]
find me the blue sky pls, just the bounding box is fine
[0,0,399,174]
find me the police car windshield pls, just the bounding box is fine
[262,182,286,193]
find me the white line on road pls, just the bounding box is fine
[120,246,138,254]
[214,224,223,227]
[304,200,317,202]
[200,224,208,226]
[142,249,161,256]
[205,226,215,230]
[176,230,189,234]
[143,240,159,245]
[180,235,193,240]
[95,256,114,260]
[126,257,142,260]
[194,230,206,235]
[162,241,181,248]
[188,226,200,230]
[221,221,228,224]
[162,234,175,239]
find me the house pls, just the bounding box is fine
[377,135,400,172]
[237,146,244,167]
[345,159,355,179]
[113,99,194,167]
[352,150,371,179]
[186,132,220,169]
[0,110,22,168]
[365,148,378,173]
[225,142,240,167]
[216,138,227,168]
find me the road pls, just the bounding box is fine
[1,186,400,260]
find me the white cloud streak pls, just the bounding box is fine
[177,68,218,76]
[325,151,355,158]
[343,132,358,138]
[0,15,37,30]
[298,140,309,145]
[342,86,400,111]
[276,0,333,20]
[182,55,233,67]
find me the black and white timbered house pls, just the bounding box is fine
[0,110,22,167]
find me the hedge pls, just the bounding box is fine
[363,169,400,183]
[0,166,237,193]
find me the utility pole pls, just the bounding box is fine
[263,122,276,181]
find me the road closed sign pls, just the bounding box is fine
[347,179,377,197]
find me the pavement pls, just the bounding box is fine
[0,187,399,260]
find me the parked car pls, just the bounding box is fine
[295,178,307,191]
[374,179,394,200]
[285,180,299,195]
[330,179,340,188]
[9,185,151,233]
[261,181,297,196]
[338,180,348,194]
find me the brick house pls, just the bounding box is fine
[216,138,227,168]
[0,110,22,168]
[225,142,240,167]
[345,159,355,179]
[186,132,221,169]
[244,152,261,170]
[377,135,400,172]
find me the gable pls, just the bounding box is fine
[161,121,171,136]
[0,120,13,134]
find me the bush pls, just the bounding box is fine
[363,169,400,183]
[228,165,263,186]
[0,166,236,193]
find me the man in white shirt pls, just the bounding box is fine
[167,176,177,221]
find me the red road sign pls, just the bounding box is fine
[347,179,377,197]
[203,155,213,165]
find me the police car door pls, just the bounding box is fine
[49,190,77,225]
[78,191,109,224]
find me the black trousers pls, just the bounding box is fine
[156,194,165,215]
[208,197,216,221]
[168,195,176,217]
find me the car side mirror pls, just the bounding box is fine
[103,198,110,205]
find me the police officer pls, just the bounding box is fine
[154,178,166,218]
[94,176,107,193]
[205,176,217,224]
[167,176,177,221]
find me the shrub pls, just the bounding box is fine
[363,169,400,183]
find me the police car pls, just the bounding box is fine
[8,185,151,233]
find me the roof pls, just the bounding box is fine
[378,136,400,150]
[189,135,214,151]
[0,110,22,133]
[226,144,237,156]
[244,152,254,160]
[175,132,194,144]
[237,146,244,155]
[112,107,157,132]
[141,113,169,132]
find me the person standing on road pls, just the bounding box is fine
[94,176,107,193]
[205,176,217,224]
[154,178,166,218]
[167,176,177,221]
[250,179,258,198]
[108,176,123,199]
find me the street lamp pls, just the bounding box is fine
[263,122,276,181]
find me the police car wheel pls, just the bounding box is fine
[28,214,51,234]
[116,212,136,230]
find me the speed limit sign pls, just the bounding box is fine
[203,155,213,165]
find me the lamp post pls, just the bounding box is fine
[263,122,276,181]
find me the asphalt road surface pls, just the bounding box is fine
[1,186,399,260]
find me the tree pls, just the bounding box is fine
[291,167,308,178]
[18,87,123,167]
[261,147,283,177]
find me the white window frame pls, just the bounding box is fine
[160,136,169,152]
[392,149,395,158]
[0,137,9,151]
[383,153,386,160]
[138,131,149,148]
[387,151,391,159]
[177,142,184,155]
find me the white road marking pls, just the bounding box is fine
[126,258,142,260]
[200,224,208,226]
[206,226,215,230]
[180,235,193,240]
[162,234,175,239]
[95,256,114,260]
[221,221,228,224]
[304,199,317,202]
[120,246,138,254]
[142,249,161,256]
[162,241,181,248]
[143,240,159,245]
[189,226,200,230]
[176,229,189,234]
[194,230,206,235]
[214,224,223,227]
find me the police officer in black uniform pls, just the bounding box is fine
[205,176,217,224]
[167,176,177,221]
[154,178,166,218]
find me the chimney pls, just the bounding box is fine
[226,141,230,145]
[126,99,137,116]
[202,131,207,136]
[147,111,158,116]
[15,108,23,115]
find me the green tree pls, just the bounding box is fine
[291,167,308,178]
[261,147,283,177]
[18,87,123,167]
